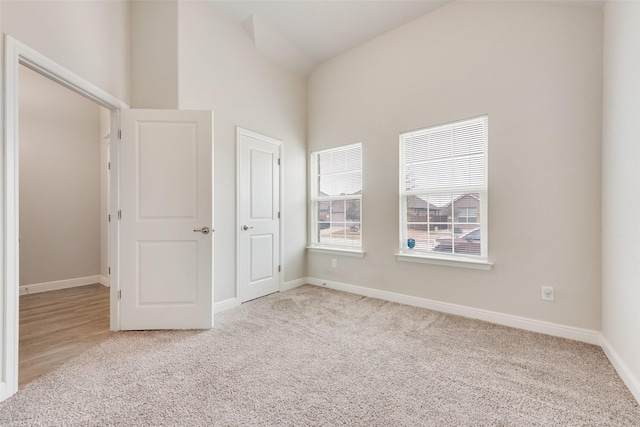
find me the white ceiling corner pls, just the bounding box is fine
[241,13,317,75]
[241,15,256,44]
[210,0,451,75]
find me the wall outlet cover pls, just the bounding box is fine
[541,286,555,301]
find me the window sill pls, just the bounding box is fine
[307,246,365,258]
[395,252,493,270]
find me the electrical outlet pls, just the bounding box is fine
[331,258,338,268]
[541,286,554,302]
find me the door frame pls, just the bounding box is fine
[1,35,128,401]
[235,127,283,303]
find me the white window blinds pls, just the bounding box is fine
[311,143,362,248]
[400,116,487,258]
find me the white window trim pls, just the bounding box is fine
[307,246,365,257]
[398,116,489,267]
[309,142,363,252]
[395,252,493,270]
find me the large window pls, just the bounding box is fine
[310,143,362,249]
[400,116,487,260]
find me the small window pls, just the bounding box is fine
[310,144,362,249]
[400,116,488,260]
[457,207,477,223]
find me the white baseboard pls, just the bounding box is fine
[20,275,104,295]
[306,277,601,345]
[213,279,306,315]
[214,298,239,314]
[99,275,110,287]
[282,278,306,292]
[0,381,8,404]
[600,335,640,404]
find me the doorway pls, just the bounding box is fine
[2,36,215,403]
[237,128,283,303]
[17,64,111,387]
[2,36,126,402]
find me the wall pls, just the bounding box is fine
[308,1,603,330]
[1,0,130,105]
[176,1,308,302]
[19,66,101,286]
[601,0,640,401]
[131,0,178,108]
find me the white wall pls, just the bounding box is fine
[601,0,640,401]
[1,0,130,105]
[176,1,308,302]
[19,66,101,286]
[131,0,178,108]
[308,1,603,330]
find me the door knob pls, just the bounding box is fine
[242,225,253,231]
[194,226,211,234]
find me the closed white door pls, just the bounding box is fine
[237,128,281,303]
[120,109,213,330]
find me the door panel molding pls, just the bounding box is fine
[119,109,213,330]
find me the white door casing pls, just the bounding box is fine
[120,109,214,330]
[237,128,282,303]
[2,36,127,402]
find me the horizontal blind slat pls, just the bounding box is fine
[403,117,486,192]
[314,143,363,248]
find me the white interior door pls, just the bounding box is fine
[237,128,281,303]
[120,109,213,330]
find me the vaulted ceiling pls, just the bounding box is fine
[210,0,450,74]
[209,0,604,75]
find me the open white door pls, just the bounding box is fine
[120,109,213,330]
[237,128,281,303]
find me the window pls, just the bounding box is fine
[457,207,477,223]
[310,143,362,250]
[400,116,488,260]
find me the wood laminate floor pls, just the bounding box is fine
[19,284,111,388]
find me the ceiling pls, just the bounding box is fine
[210,0,450,74]
[209,0,605,75]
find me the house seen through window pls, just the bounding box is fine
[310,143,362,249]
[400,116,488,259]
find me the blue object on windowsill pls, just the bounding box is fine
[407,238,415,249]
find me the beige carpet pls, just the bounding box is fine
[1,285,638,426]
